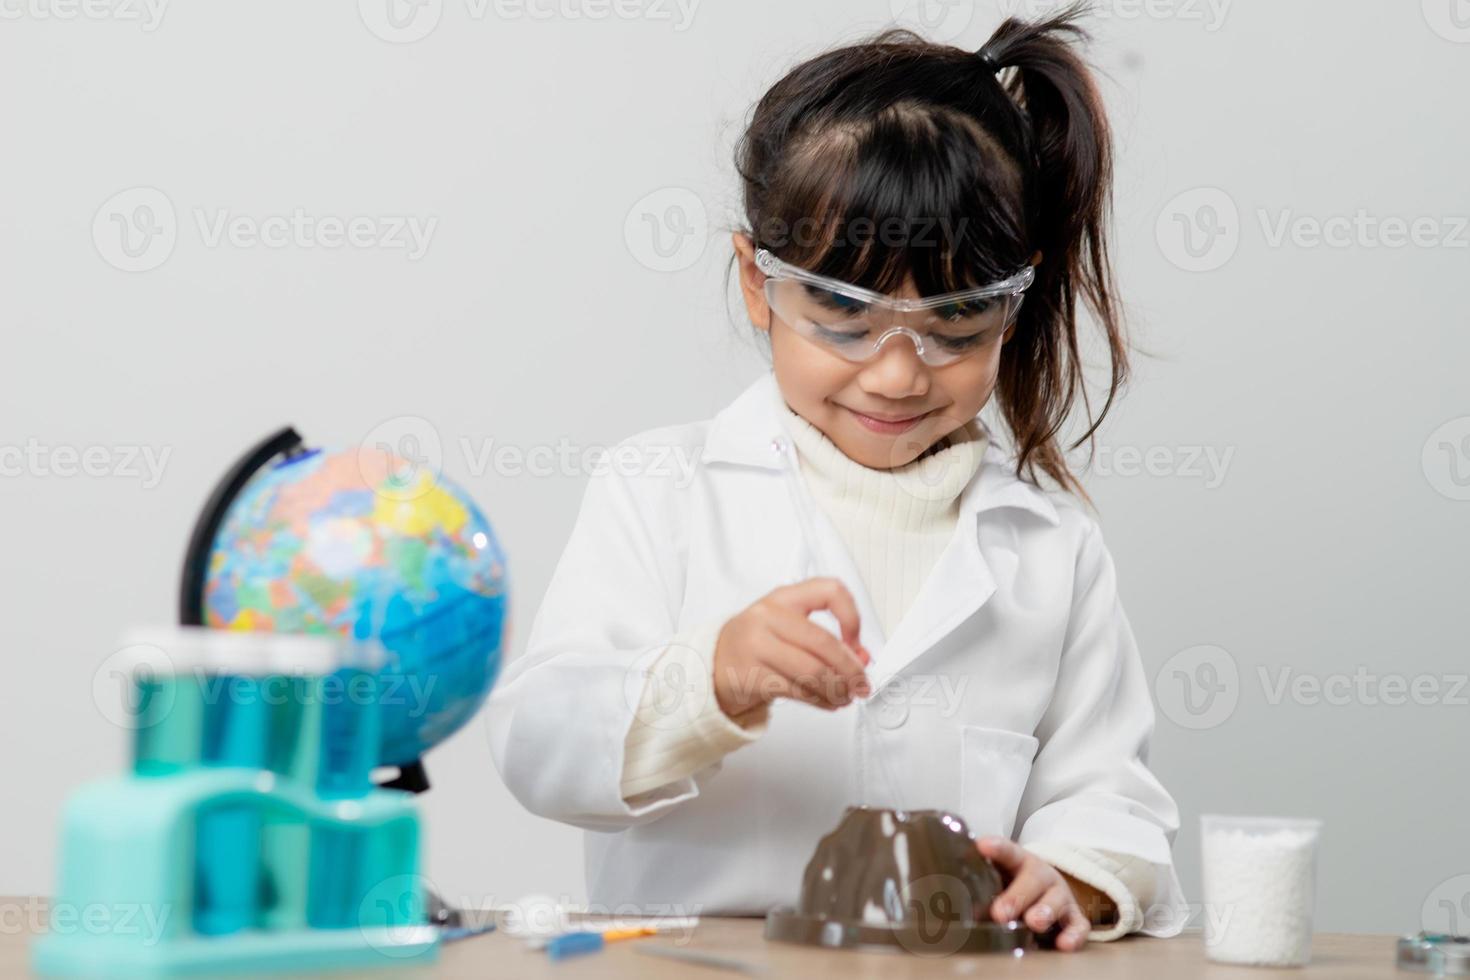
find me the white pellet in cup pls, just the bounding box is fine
[1200,815,1322,967]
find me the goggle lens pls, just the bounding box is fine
[763,279,1024,366]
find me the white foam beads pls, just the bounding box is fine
[1201,825,1318,966]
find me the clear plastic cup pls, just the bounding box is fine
[1200,814,1322,967]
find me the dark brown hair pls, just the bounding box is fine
[731,4,1123,497]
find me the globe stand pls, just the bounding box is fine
[379,760,431,793]
[178,427,304,630]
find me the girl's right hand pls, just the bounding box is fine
[712,577,872,717]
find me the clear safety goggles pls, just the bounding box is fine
[755,248,1034,367]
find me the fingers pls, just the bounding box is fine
[758,641,851,710]
[976,838,1091,953]
[1028,883,1090,952]
[977,838,1050,922]
[1054,897,1091,952]
[989,865,1052,925]
[767,612,869,699]
[976,836,1027,876]
[1024,882,1089,952]
[724,577,871,713]
[774,577,863,650]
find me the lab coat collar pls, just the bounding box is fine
[702,370,1060,528]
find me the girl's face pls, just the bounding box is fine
[733,233,1007,471]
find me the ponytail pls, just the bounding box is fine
[980,4,1125,497]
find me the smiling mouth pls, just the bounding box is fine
[845,406,933,432]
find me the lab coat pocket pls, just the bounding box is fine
[958,725,1040,840]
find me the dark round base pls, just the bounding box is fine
[764,906,1036,956]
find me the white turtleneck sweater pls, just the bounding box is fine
[618,405,1158,941]
[781,407,990,638]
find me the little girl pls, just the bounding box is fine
[489,8,1189,951]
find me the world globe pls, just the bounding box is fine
[200,445,509,768]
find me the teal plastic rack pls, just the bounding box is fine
[33,628,440,977]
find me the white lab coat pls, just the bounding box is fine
[488,370,1189,935]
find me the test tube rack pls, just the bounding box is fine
[32,628,440,977]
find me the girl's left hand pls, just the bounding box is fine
[975,836,1091,952]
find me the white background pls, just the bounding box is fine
[2,0,1468,936]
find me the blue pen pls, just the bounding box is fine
[546,931,606,960]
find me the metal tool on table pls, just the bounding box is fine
[426,888,496,944]
[1398,933,1470,974]
[634,944,770,975]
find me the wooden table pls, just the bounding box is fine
[2,899,1404,978]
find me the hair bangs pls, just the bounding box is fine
[757,102,1028,299]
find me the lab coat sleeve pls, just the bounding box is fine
[486,450,729,831]
[1013,517,1192,939]
[621,621,770,800]
[1022,841,1165,942]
